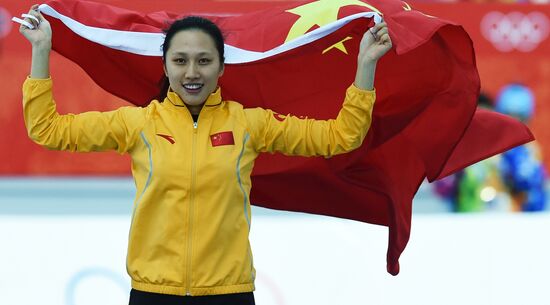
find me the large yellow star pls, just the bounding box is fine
[285,0,382,43]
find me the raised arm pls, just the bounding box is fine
[19,5,51,79]
[19,5,144,153]
[354,21,391,90]
[245,22,392,157]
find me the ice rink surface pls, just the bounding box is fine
[1,178,549,305]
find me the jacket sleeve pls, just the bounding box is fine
[243,84,375,157]
[22,77,145,154]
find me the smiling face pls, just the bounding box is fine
[163,29,224,115]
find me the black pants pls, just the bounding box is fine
[129,289,256,305]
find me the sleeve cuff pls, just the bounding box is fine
[348,83,376,98]
[23,76,53,90]
[23,77,54,103]
[25,76,52,82]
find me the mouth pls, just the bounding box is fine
[182,83,204,94]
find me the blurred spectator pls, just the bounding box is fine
[495,83,547,212]
[433,93,509,212]
[434,85,547,212]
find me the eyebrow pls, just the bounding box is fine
[170,51,213,56]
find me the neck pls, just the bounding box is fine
[186,104,203,116]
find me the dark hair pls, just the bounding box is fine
[157,16,225,101]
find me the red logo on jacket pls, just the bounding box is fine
[210,131,234,147]
[156,134,175,144]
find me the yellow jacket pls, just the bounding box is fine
[22,77,375,296]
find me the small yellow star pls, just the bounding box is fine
[401,1,436,18]
[322,36,353,54]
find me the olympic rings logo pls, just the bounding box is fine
[65,267,129,305]
[481,11,550,52]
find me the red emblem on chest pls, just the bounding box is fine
[156,134,175,144]
[210,131,235,147]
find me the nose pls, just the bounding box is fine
[185,62,200,79]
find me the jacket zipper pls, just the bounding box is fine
[186,117,198,296]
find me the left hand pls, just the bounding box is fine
[19,4,52,50]
[358,21,392,64]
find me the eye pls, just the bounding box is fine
[173,58,186,64]
[198,58,211,65]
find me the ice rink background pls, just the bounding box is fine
[1,177,549,305]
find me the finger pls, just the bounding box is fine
[372,22,387,32]
[25,6,40,27]
[22,13,40,28]
[31,8,48,23]
[374,28,389,37]
[23,15,39,29]
[367,28,377,41]
[375,26,388,37]
[12,17,35,30]
[22,13,40,24]
[379,33,392,46]
[367,28,388,43]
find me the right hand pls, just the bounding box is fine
[358,21,392,64]
[19,4,52,51]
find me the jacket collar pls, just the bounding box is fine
[165,87,222,108]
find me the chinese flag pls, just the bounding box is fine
[39,0,533,275]
[210,131,235,147]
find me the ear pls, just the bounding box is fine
[163,63,168,77]
[218,64,225,77]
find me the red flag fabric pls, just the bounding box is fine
[37,0,533,275]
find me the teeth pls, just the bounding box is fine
[184,84,203,90]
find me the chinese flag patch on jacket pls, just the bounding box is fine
[210,131,235,147]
